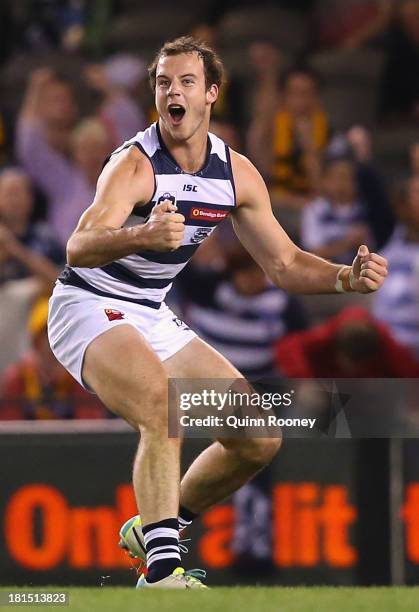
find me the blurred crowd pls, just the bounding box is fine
[1,0,419,421]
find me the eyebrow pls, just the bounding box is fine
[156,73,197,80]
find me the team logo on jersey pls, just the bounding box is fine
[104,308,125,321]
[190,227,213,243]
[156,191,177,207]
[190,207,229,222]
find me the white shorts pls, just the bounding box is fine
[47,282,196,390]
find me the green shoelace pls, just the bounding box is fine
[184,568,208,587]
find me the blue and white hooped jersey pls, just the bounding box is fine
[59,122,236,308]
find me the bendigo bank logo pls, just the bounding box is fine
[3,481,419,572]
[190,207,228,222]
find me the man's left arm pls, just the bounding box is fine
[230,151,388,295]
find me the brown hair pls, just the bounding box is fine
[148,36,224,93]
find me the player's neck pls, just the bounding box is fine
[158,121,209,174]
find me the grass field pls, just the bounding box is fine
[1,587,419,612]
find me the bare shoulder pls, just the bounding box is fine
[114,143,150,168]
[230,148,260,179]
[229,148,270,208]
[97,144,155,206]
[100,144,153,180]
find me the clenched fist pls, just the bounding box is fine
[350,245,388,293]
[139,200,185,251]
[338,245,388,294]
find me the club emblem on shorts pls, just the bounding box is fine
[104,308,125,321]
[190,227,213,244]
[172,317,190,330]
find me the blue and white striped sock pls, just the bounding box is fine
[142,518,181,583]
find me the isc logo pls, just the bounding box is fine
[183,184,198,192]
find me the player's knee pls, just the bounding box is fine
[235,437,282,468]
[124,384,169,435]
[139,410,168,436]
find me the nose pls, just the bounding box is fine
[167,79,181,97]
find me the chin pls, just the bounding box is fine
[170,125,195,142]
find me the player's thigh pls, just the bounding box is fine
[163,336,243,379]
[164,337,281,459]
[164,337,252,424]
[83,324,169,429]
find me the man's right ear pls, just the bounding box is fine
[206,84,219,105]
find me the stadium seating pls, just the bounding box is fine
[217,7,307,54]
[310,49,384,130]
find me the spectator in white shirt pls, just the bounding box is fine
[373,175,419,356]
[301,156,373,264]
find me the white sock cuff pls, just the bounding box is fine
[144,527,179,545]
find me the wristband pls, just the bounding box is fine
[334,266,352,293]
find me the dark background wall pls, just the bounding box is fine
[1,433,416,586]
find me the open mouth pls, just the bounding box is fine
[168,104,186,125]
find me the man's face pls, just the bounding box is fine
[34,329,66,377]
[284,74,318,117]
[322,161,356,204]
[155,52,218,141]
[72,132,111,179]
[232,266,267,296]
[0,171,33,226]
[42,81,77,127]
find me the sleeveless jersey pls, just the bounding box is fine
[58,122,236,308]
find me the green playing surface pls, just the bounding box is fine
[1,587,418,612]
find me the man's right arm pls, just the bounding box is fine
[67,146,185,268]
